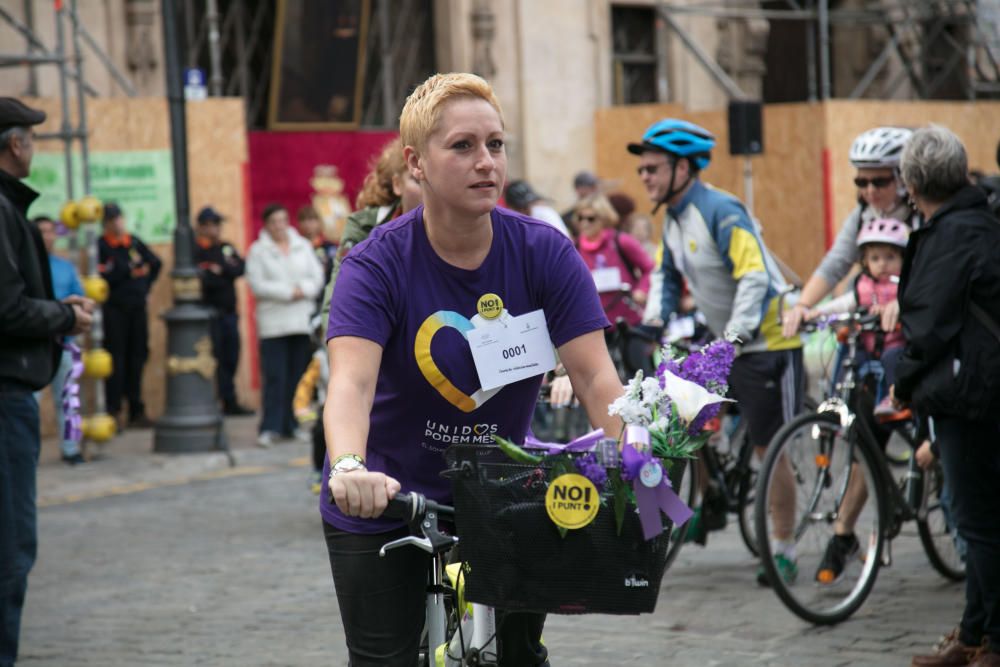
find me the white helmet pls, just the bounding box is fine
[849,127,913,169]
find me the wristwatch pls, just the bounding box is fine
[330,453,366,477]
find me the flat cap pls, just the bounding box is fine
[0,97,46,133]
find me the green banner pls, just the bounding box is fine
[25,150,177,244]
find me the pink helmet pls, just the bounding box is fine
[857,217,909,249]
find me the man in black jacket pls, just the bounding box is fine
[194,205,252,415]
[0,97,93,667]
[98,202,162,429]
[898,126,1000,667]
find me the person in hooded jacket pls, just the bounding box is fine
[898,126,1000,667]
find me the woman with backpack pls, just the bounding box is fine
[571,193,653,327]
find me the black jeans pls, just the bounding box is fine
[209,311,241,406]
[258,335,311,436]
[103,302,149,420]
[0,389,40,667]
[934,416,1000,650]
[322,521,548,666]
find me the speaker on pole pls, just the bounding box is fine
[728,100,763,156]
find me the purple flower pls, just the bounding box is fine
[574,453,608,488]
[657,340,736,434]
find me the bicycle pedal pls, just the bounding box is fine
[881,539,893,567]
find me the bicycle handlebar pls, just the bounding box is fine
[383,491,455,523]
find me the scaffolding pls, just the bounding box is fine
[0,0,139,421]
[179,0,435,129]
[657,0,1000,102]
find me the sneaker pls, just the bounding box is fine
[875,399,913,423]
[756,554,798,587]
[61,453,86,466]
[257,431,277,448]
[815,533,860,585]
[682,507,708,546]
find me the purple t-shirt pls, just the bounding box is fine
[321,205,609,533]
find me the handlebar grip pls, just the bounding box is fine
[382,492,418,521]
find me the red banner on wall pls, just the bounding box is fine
[246,130,398,237]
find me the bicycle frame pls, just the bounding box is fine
[796,314,926,551]
[379,492,499,665]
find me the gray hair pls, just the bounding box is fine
[0,125,29,152]
[899,124,969,202]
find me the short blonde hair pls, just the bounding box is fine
[573,194,620,227]
[399,72,504,150]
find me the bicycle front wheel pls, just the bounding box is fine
[755,411,885,625]
[917,461,967,581]
[663,457,698,572]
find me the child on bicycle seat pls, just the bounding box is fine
[808,217,909,418]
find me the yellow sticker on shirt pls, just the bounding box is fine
[545,474,599,530]
[476,293,504,320]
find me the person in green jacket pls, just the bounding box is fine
[319,137,423,323]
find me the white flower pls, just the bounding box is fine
[660,368,734,425]
[640,377,663,406]
[608,394,653,426]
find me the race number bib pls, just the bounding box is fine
[468,309,557,391]
[591,267,622,293]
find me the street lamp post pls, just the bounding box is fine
[153,0,225,453]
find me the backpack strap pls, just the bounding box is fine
[613,231,640,282]
[970,301,1000,344]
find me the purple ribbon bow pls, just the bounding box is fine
[523,429,604,455]
[621,432,694,541]
[62,343,83,443]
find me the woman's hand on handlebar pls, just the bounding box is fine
[329,470,402,519]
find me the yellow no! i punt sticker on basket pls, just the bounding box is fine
[545,474,599,530]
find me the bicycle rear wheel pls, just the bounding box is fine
[733,421,760,557]
[755,411,885,625]
[917,461,967,581]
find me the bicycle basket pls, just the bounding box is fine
[445,445,684,615]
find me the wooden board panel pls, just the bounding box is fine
[25,97,250,441]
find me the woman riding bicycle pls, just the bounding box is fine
[782,126,918,339]
[320,72,625,666]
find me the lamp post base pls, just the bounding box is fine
[153,301,227,454]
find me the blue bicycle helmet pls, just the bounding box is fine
[627,118,715,170]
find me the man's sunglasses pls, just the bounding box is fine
[853,176,894,189]
[637,162,672,177]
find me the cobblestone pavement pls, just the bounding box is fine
[21,426,963,666]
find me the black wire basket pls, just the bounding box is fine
[445,444,685,615]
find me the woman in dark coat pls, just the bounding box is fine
[898,125,1000,667]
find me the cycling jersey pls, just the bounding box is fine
[644,179,800,353]
[322,205,609,534]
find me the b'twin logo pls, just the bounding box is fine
[624,575,649,588]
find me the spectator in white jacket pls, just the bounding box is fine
[246,203,324,447]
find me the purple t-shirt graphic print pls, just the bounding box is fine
[321,206,608,533]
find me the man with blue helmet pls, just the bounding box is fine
[630,118,804,585]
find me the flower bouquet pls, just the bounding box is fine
[448,339,736,614]
[495,339,737,540]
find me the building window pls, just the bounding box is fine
[612,5,658,104]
